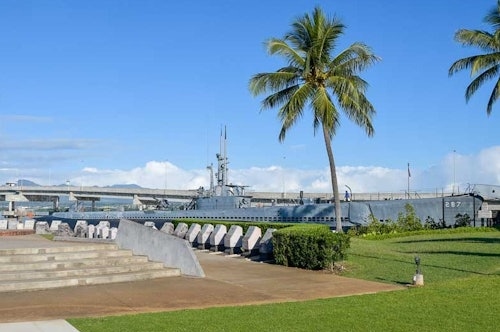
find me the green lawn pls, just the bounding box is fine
[343,230,500,284]
[69,230,500,332]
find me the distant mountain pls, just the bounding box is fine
[107,184,143,189]
[17,179,40,187]
[10,179,142,189]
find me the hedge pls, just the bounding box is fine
[272,224,350,270]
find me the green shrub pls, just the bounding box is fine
[273,224,350,270]
[454,213,472,228]
[396,203,423,232]
[348,215,398,237]
[423,216,443,229]
[351,203,424,235]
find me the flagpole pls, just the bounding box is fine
[407,163,410,199]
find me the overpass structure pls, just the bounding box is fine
[0,185,195,215]
[0,184,462,208]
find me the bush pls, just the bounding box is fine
[454,213,472,228]
[273,225,350,270]
[347,215,398,237]
[349,203,430,237]
[423,216,447,230]
[396,203,423,232]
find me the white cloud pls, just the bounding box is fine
[477,146,500,183]
[14,146,500,195]
[0,115,52,123]
[0,139,99,150]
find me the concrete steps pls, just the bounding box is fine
[0,243,181,292]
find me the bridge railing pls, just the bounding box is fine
[0,185,456,204]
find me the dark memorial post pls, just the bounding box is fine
[413,255,424,286]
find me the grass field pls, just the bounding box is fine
[69,230,500,332]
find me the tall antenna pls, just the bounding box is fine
[223,126,227,185]
[216,126,228,187]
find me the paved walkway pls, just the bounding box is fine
[0,234,402,330]
[0,320,79,332]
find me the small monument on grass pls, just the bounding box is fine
[412,256,424,286]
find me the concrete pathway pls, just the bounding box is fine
[0,234,403,330]
[0,320,79,332]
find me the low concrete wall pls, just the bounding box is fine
[115,219,205,277]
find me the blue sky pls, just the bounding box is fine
[0,0,499,195]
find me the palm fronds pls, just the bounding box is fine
[449,1,500,115]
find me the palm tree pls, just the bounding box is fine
[249,7,379,232]
[449,1,500,115]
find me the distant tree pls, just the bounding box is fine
[249,7,379,232]
[449,1,500,115]
[396,203,423,232]
[424,216,440,229]
[454,213,472,228]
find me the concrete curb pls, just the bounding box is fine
[0,319,80,332]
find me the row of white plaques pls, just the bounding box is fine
[0,219,276,255]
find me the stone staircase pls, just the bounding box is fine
[0,243,181,292]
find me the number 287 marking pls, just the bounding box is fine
[445,201,462,208]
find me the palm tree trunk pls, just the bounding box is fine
[322,124,343,232]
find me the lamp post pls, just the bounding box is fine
[80,160,84,191]
[164,160,168,196]
[282,156,286,200]
[407,162,411,199]
[453,150,456,195]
